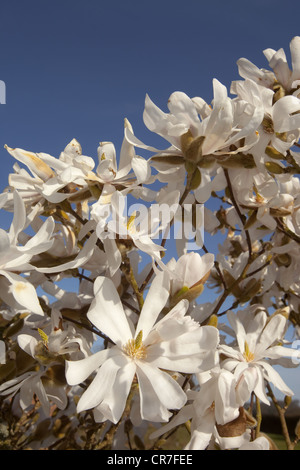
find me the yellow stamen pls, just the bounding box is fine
[38,328,49,346]
[127,211,137,232]
[243,341,255,362]
[123,330,147,360]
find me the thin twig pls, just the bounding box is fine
[266,383,294,450]
[224,169,252,258]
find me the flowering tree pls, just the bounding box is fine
[0,37,300,451]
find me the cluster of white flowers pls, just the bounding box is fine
[0,37,300,451]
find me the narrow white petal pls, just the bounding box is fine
[135,364,172,422]
[76,354,128,413]
[36,232,97,273]
[150,404,194,439]
[184,412,215,450]
[215,371,240,425]
[290,36,300,82]
[65,347,118,385]
[147,354,206,373]
[258,361,294,397]
[131,155,151,184]
[264,345,300,360]
[227,311,247,354]
[102,237,122,277]
[124,124,161,153]
[137,362,187,412]
[0,371,34,394]
[253,366,270,405]
[17,334,38,358]
[256,314,286,354]
[135,269,170,339]
[167,91,200,135]
[95,360,136,423]
[0,270,44,316]
[117,119,136,178]
[9,190,26,244]
[88,276,132,347]
[19,216,55,255]
[5,146,54,180]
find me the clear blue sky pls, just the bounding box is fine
[0,0,299,401]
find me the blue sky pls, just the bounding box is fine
[0,0,299,400]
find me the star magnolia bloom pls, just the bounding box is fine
[231,66,300,168]
[0,369,67,415]
[150,367,255,450]
[167,252,214,307]
[0,190,54,315]
[219,308,300,404]
[237,36,300,93]
[66,273,219,424]
[125,79,262,173]
[93,189,180,276]
[4,118,150,210]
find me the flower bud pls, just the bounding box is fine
[184,160,197,174]
[284,395,292,409]
[275,253,292,267]
[262,116,274,134]
[240,279,262,303]
[218,153,256,169]
[181,131,205,164]
[265,161,285,174]
[265,146,284,160]
[151,155,184,165]
[170,284,204,307]
[189,168,202,190]
[207,314,218,327]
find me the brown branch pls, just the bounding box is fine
[266,383,294,450]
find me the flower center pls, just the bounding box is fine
[123,330,147,360]
[243,341,255,362]
[126,211,138,236]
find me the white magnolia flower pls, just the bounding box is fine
[17,309,92,361]
[0,321,69,414]
[150,368,253,450]
[231,76,300,171]
[66,273,219,424]
[125,80,263,192]
[34,231,98,275]
[4,140,85,206]
[219,308,300,404]
[3,119,150,212]
[167,252,214,307]
[0,369,67,415]
[0,190,54,315]
[236,188,294,231]
[237,36,300,94]
[93,189,180,275]
[96,120,151,186]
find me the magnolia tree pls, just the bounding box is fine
[1,38,300,452]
